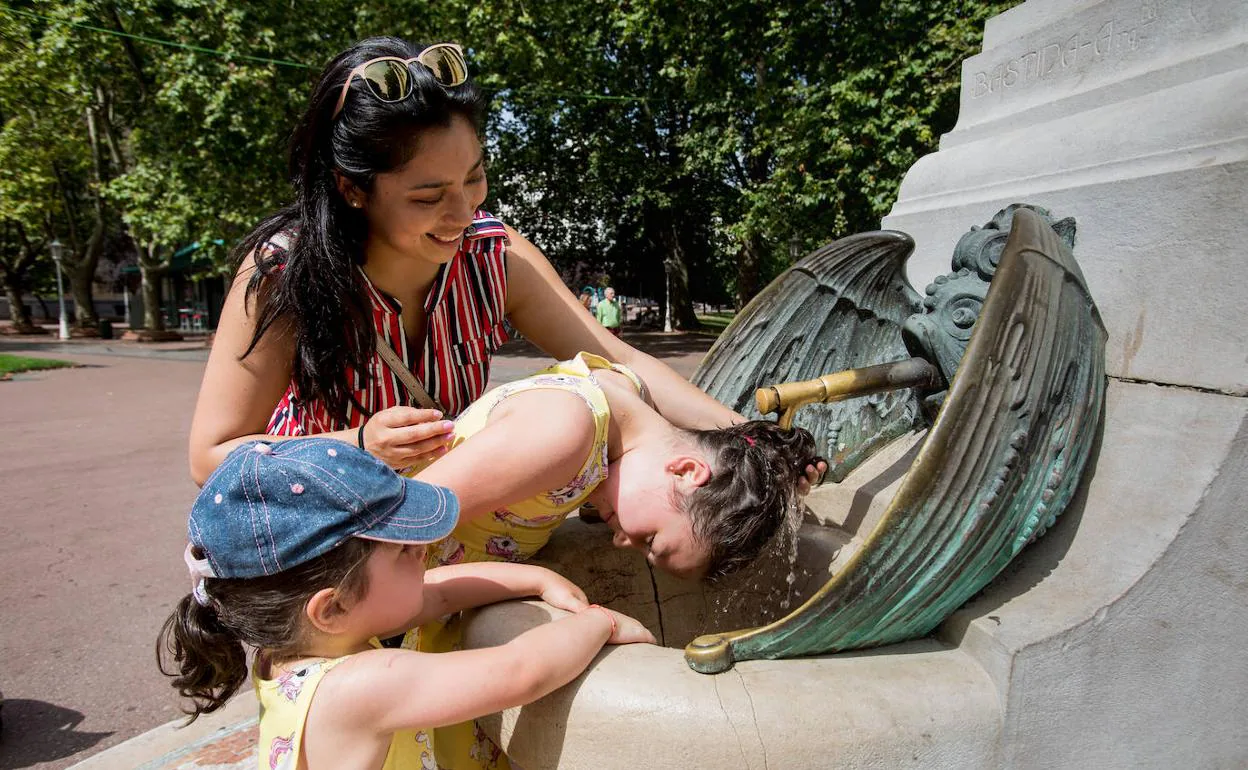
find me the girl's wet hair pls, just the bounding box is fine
[156,538,376,721]
[233,36,485,422]
[682,421,823,579]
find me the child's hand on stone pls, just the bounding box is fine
[538,572,589,613]
[601,608,657,645]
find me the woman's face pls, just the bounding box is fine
[359,113,488,266]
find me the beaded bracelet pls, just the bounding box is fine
[586,604,616,636]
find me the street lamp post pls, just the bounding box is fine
[789,234,804,264]
[50,238,69,340]
[663,269,673,333]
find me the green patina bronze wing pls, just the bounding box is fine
[686,207,1106,672]
[693,231,924,479]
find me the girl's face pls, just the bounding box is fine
[349,541,429,638]
[359,113,488,266]
[588,451,711,580]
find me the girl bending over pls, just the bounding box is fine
[410,352,825,581]
[401,352,822,768]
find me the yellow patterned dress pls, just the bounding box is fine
[254,642,434,770]
[402,352,643,770]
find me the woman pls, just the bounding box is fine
[188,36,814,487]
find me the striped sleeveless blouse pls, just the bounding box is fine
[266,210,510,434]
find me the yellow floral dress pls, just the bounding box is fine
[254,642,435,770]
[402,352,643,770]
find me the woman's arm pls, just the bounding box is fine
[188,258,304,485]
[503,226,744,431]
[187,256,451,485]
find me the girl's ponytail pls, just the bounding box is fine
[156,592,248,722]
[156,537,377,719]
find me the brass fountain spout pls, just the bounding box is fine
[756,357,944,429]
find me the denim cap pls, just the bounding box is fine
[186,438,458,580]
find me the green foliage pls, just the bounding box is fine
[470,0,1017,302]
[0,0,1016,308]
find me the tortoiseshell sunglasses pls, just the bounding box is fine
[332,43,468,119]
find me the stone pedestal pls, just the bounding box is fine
[881,0,1248,765]
[883,0,1248,393]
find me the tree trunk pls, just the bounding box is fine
[65,103,113,332]
[139,245,166,332]
[68,264,95,327]
[52,169,105,331]
[3,278,36,332]
[0,223,38,333]
[660,221,699,331]
[735,233,764,310]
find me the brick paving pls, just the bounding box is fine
[0,329,716,770]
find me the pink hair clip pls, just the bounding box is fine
[743,435,756,447]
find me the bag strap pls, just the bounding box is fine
[373,332,442,411]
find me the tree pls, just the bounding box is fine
[1,0,1015,333]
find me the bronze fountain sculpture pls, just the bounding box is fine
[685,205,1106,673]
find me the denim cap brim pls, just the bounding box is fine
[189,438,459,580]
[353,478,459,546]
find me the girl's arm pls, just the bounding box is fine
[412,387,597,523]
[412,562,589,626]
[187,256,451,485]
[316,607,654,737]
[503,226,745,431]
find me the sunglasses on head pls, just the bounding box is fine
[332,43,469,119]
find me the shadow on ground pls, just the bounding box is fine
[0,699,112,769]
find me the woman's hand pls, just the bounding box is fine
[538,572,590,613]
[598,607,657,645]
[361,406,455,469]
[797,460,829,496]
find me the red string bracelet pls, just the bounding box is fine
[586,604,616,636]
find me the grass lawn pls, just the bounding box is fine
[696,311,737,334]
[0,353,77,377]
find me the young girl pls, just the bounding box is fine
[400,352,822,768]
[410,351,823,582]
[159,438,653,770]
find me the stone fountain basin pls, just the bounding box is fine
[460,433,1004,768]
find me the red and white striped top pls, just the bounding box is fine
[266,210,510,434]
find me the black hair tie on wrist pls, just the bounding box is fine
[357,423,367,451]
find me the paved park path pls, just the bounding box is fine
[0,331,717,770]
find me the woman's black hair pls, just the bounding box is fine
[234,37,485,423]
[156,538,376,722]
[682,421,824,579]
